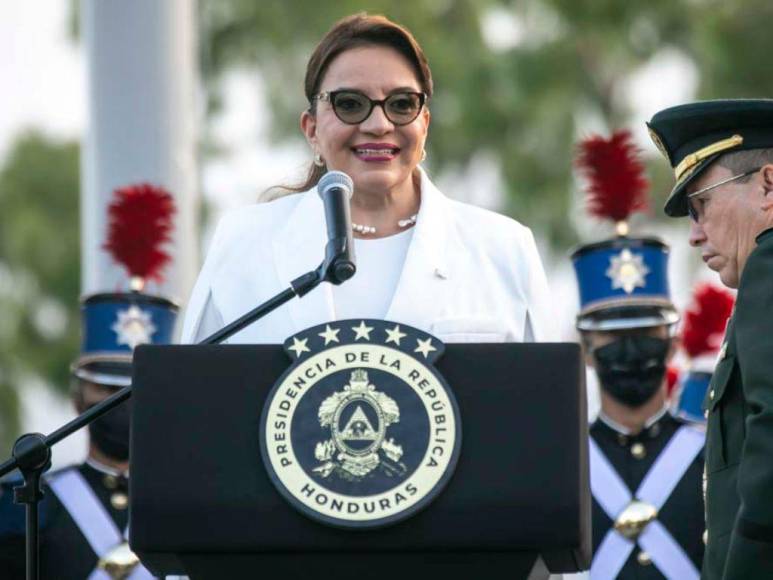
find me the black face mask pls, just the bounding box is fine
[594,335,670,408]
[87,402,131,462]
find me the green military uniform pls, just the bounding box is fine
[649,100,773,579]
[702,227,773,578]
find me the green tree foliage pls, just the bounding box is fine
[690,0,773,97]
[197,0,675,246]
[0,132,80,452]
[198,0,773,246]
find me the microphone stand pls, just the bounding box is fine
[0,240,355,580]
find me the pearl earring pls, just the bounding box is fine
[314,153,325,167]
[421,149,427,162]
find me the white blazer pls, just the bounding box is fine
[180,169,554,345]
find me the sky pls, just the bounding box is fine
[0,1,85,160]
[1,1,724,466]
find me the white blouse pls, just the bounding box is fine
[332,228,414,322]
[181,168,554,345]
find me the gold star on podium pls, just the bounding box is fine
[352,321,374,341]
[288,337,310,358]
[318,324,340,345]
[414,338,437,358]
[385,324,407,346]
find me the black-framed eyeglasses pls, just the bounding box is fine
[312,90,427,126]
[686,167,761,222]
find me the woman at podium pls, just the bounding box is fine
[181,13,553,345]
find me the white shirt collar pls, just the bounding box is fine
[597,405,670,436]
[86,457,128,478]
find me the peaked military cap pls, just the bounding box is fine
[647,99,773,217]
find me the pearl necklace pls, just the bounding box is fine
[352,214,418,235]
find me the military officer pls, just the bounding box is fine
[649,100,773,579]
[0,289,178,579]
[573,130,706,579]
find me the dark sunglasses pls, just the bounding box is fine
[312,90,427,126]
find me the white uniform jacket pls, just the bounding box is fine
[180,169,554,345]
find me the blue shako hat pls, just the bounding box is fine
[73,291,179,387]
[72,183,179,387]
[572,236,678,331]
[572,130,679,332]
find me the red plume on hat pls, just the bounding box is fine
[666,365,680,399]
[575,130,649,235]
[103,183,176,291]
[681,284,735,359]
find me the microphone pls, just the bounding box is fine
[317,170,356,284]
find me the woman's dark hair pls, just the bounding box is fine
[268,13,433,198]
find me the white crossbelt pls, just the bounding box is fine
[47,469,154,580]
[589,425,704,579]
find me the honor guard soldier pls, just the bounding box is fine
[0,184,178,579]
[572,131,705,579]
[673,284,735,425]
[649,99,773,579]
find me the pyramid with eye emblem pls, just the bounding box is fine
[341,406,378,441]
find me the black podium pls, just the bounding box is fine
[128,342,590,579]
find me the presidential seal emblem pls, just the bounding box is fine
[313,368,406,480]
[260,320,461,529]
